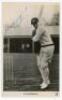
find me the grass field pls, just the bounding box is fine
[3,53,59,91]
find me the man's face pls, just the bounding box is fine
[34,23,38,29]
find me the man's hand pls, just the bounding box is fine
[32,36,37,42]
[32,35,39,42]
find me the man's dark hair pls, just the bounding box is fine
[31,17,39,26]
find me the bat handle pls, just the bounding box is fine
[32,41,34,54]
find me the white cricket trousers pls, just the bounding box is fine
[36,45,55,83]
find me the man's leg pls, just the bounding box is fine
[36,54,40,67]
[38,55,50,89]
[38,48,50,89]
[36,49,50,82]
[39,46,54,89]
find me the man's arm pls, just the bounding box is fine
[32,25,45,42]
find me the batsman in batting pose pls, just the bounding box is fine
[31,17,55,89]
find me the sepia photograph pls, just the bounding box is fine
[2,2,59,96]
